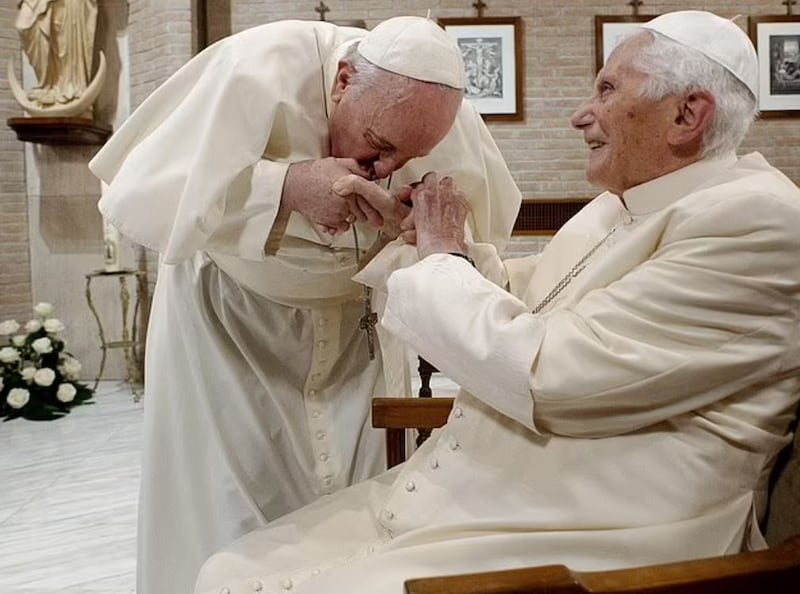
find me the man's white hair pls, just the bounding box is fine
[632,30,758,159]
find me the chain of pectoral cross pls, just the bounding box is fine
[531,225,617,315]
[352,224,378,360]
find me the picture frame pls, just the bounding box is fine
[594,15,653,73]
[438,17,524,121]
[748,15,800,118]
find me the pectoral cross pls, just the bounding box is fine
[359,286,378,360]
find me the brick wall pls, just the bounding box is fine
[0,6,32,321]
[231,0,800,198]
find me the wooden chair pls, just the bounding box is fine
[371,397,800,593]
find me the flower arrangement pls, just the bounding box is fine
[0,302,94,421]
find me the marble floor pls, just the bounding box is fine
[0,381,142,594]
[0,375,459,593]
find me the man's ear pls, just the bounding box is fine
[668,90,715,148]
[331,61,355,103]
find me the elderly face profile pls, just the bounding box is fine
[571,32,717,197]
[328,65,463,180]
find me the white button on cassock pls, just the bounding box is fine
[220,588,230,594]
[449,436,459,450]
[280,577,293,590]
[383,507,395,520]
[405,480,416,492]
[316,430,326,440]
[251,580,264,591]
[453,406,463,418]
[429,457,439,469]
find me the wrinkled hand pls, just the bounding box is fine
[401,172,469,259]
[331,175,413,239]
[282,158,372,235]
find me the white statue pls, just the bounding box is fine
[8,0,107,118]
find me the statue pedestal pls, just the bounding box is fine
[7,117,112,145]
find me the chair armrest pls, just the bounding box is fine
[372,398,454,468]
[372,397,455,429]
[404,535,800,594]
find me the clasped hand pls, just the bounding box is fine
[282,160,469,251]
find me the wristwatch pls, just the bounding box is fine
[447,252,476,267]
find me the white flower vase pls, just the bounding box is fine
[103,219,121,273]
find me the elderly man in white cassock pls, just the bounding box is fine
[194,10,800,594]
[89,15,522,594]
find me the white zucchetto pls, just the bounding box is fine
[357,16,466,90]
[642,10,759,100]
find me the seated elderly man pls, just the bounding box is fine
[195,11,800,594]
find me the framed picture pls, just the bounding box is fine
[438,17,524,121]
[594,15,652,73]
[749,16,800,118]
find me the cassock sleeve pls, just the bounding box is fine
[89,35,290,264]
[383,191,800,437]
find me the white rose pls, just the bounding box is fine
[21,367,36,383]
[60,357,82,380]
[6,388,30,409]
[56,382,77,403]
[0,346,21,364]
[31,337,53,354]
[0,320,20,335]
[25,319,42,333]
[33,367,56,387]
[33,302,54,318]
[11,335,26,347]
[43,318,65,334]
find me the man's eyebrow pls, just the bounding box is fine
[366,128,395,151]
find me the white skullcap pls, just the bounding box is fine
[357,16,466,89]
[642,10,759,99]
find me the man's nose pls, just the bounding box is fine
[373,157,402,180]
[570,102,593,129]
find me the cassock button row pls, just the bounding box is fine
[251,580,264,591]
[449,436,459,451]
[452,406,463,418]
[405,480,416,492]
[279,577,293,590]
[429,457,439,469]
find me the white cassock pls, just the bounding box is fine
[195,152,800,594]
[88,20,522,594]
